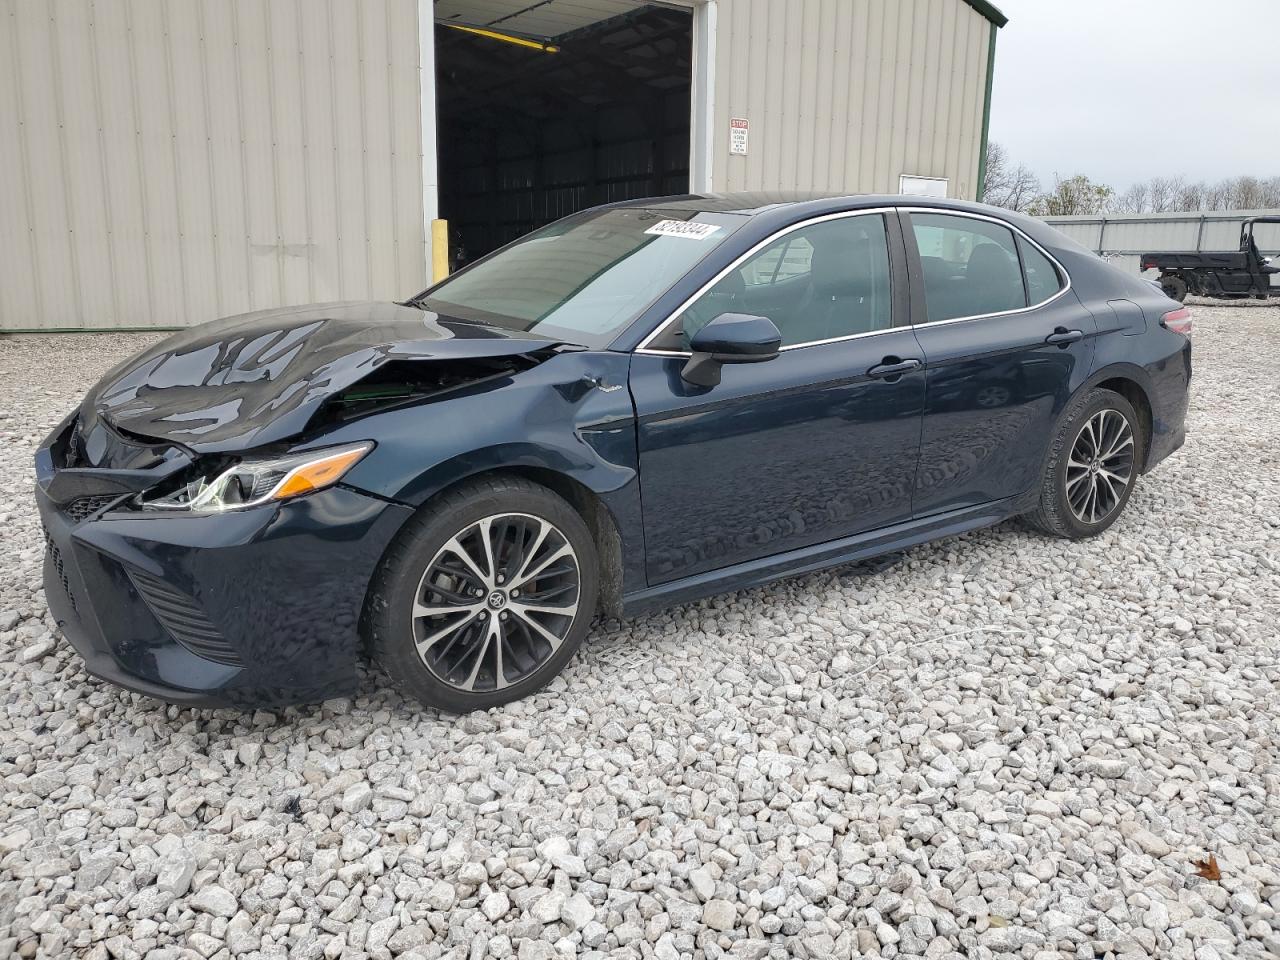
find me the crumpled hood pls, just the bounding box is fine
[82,301,561,454]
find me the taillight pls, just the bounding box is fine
[1161,307,1192,337]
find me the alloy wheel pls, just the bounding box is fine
[1065,409,1135,524]
[411,513,581,692]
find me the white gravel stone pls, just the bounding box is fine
[1,306,1278,958]
[189,885,238,919]
[688,867,716,902]
[703,899,736,932]
[560,893,594,930]
[340,781,373,813]
[155,853,197,897]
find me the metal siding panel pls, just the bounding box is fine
[91,0,154,328]
[708,0,990,199]
[931,0,956,176]
[870,0,894,191]
[391,0,426,294]
[164,0,218,324]
[201,0,253,319]
[794,0,820,193]
[46,0,92,326]
[901,0,921,180]
[962,10,988,198]
[919,0,944,176]
[300,0,342,304]
[15,0,78,327]
[0,0,39,328]
[362,0,398,298]
[130,0,187,326]
[849,0,880,192]
[331,0,373,299]
[1050,221,1103,248]
[823,0,851,192]
[233,0,282,310]
[268,0,312,305]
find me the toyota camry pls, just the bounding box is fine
[35,194,1192,712]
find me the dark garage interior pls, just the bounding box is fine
[435,4,693,265]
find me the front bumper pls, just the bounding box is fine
[37,453,412,708]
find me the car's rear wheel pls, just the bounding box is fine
[1027,388,1141,539]
[369,476,597,712]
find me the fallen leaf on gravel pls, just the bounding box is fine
[1192,854,1222,881]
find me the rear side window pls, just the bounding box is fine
[1018,236,1064,304]
[910,213,1026,322]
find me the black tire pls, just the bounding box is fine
[1026,388,1142,540]
[1160,274,1187,302]
[368,476,598,712]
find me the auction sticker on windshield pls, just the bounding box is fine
[644,220,722,241]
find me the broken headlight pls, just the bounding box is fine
[139,442,373,513]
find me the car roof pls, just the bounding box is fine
[600,192,1078,259]
[607,191,1047,229]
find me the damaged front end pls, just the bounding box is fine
[33,300,575,706]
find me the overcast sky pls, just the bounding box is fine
[988,0,1278,190]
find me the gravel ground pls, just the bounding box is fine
[1,304,1278,960]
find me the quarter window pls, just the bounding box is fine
[651,214,893,350]
[910,213,1026,322]
[1018,236,1064,304]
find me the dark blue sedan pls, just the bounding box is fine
[35,194,1192,711]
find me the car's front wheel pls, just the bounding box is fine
[1027,388,1142,539]
[369,476,598,712]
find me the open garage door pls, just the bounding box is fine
[434,1,694,266]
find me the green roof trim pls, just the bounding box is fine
[964,0,1008,27]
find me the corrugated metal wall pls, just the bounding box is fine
[1045,210,1280,277]
[711,0,991,200]
[0,0,425,331]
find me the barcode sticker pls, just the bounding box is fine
[644,220,721,241]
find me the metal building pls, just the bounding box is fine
[0,0,1006,332]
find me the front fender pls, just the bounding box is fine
[321,350,645,590]
[333,351,637,502]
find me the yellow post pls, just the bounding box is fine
[431,219,449,283]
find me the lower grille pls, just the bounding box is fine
[44,531,77,614]
[64,494,124,524]
[128,569,243,667]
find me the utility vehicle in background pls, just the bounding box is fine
[1143,216,1280,302]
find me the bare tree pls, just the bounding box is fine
[1175,179,1207,212]
[986,145,1278,215]
[1145,176,1187,213]
[981,142,1041,212]
[1114,182,1150,214]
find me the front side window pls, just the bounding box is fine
[910,213,1026,322]
[418,208,745,349]
[650,214,893,351]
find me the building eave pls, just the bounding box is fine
[964,0,1008,28]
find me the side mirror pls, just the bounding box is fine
[681,313,782,387]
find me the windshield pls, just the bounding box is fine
[416,207,746,348]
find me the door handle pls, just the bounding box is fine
[866,357,922,380]
[1045,327,1084,346]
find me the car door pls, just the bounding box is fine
[629,210,927,585]
[902,209,1096,516]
